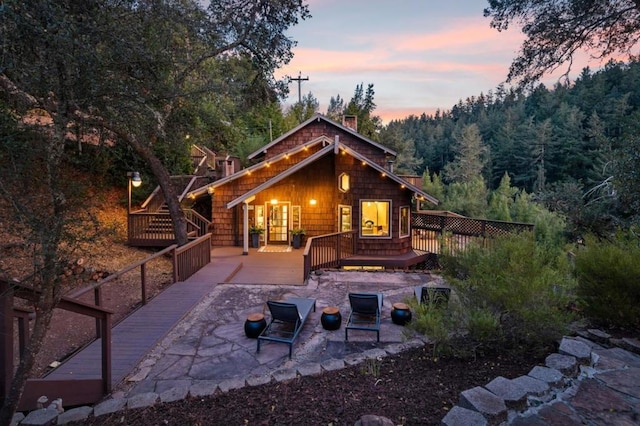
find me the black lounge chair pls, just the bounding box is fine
[345,292,383,342]
[257,297,316,358]
[415,286,451,307]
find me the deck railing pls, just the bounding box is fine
[303,231,356,279]
[2,280,113,411]
[2,234,213,410]
[174,234,212,282]
[411,212,534,256]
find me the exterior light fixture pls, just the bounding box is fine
[131,171,142,187]
[310,198,317,206]
[270,199,278,205]
[127,171,143,214]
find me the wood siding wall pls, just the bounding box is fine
[211,149,415,256]
[263,120,390,168]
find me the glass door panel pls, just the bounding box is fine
[268,203,288,243]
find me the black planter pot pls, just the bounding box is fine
[251,233,260,248]
[391,303,412,326]
[321,307,341,330]
[244,313,267,338]
[292,234,303,249]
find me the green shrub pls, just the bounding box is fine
[435,233,576,355]
[575,233,640,329]
[466,307,500,342]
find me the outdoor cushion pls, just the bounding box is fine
[257,297,316,358]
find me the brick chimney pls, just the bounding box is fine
[342,115,358,132]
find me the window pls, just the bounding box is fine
[400,206,410,237]
[339,173,350,192]
[339,205,351,232]
[360,200,391,238]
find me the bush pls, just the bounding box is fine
[425,233,576,356]
[575,232,640,329]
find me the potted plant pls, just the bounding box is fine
[249,225,264,248]
[290,228,306,249]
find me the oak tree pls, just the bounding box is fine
[485,0,640,86]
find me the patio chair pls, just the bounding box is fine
[345,292,383,342]
[415,286,451,307]
[257,297,316,358]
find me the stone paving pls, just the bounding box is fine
[116,270,435,400]
[442,331,640,426]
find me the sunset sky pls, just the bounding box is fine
[275,0,601,123]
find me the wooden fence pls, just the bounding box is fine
[411,213,534,256]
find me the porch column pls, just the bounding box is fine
[242,201,249,255]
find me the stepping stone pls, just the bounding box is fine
[93,398,126,417]
[441,405,488,426]
[459,386,507,423]
[528,366,564,386]
[511,375,549,396]
[20,408,58,426]
[127,392,158,410]
[545,353,578,376]
[587,329,611,345]
[57,406,93,424]
[484,376,527,410]
[559,337,591,361]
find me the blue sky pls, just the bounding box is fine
[275,0,599,123]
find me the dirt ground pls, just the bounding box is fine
[78,345,542,425]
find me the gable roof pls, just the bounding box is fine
[247,113,397,160]
[188,137,438,207]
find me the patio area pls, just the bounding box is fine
[114,265,444,400]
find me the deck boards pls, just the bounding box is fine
[45,279,216,385]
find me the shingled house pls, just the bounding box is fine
[187,113,438,260]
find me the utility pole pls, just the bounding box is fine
[289,71,309,104]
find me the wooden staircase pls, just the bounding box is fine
[127,145,213,247]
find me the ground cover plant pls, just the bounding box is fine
[413,233,577,358]
[575,231,640,330]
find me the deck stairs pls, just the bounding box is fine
[128,145,214,247]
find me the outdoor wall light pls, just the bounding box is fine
[270,199,278,204]
[310,198,317,206]
[127,171,143,214]
[131,171,142,187]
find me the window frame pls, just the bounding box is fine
[359,199,392,239]
[399,205,410,238]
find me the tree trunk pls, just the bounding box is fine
[126,135,189,246]
[0,287,59,425]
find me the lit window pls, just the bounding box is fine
[339,173,350,192]
[360,200,391,238]
[400,206,410,237]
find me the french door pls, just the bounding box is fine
[267,203,289,244]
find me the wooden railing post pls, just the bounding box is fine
[101,313,112,394]
[94,287,102,338]
[172,247,179,284]
[0,280,13,401]
[140,263,147,305]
